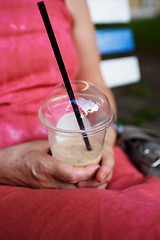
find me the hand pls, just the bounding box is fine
[77,127,116,189]
[0,140,100,189]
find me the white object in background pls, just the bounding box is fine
[87,0,131,24]
[100,56,141,88]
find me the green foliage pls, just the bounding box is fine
[128,80,151,98]
[130,17,160,53]
[120,106,160,126]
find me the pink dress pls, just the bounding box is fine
[0,1,160,240]
[0,0,79,148]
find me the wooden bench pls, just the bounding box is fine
[87,0,141,88]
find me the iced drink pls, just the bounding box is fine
[39,80,114,167]
[51,138,102,167]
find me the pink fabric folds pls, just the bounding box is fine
[0,146,160,240]
[0,0,79,148]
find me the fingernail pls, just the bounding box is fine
[78,181,88,188]
[94,165,100,171]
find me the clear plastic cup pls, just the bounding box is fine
[38,80,114,167]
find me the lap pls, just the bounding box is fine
[1,146,160,240]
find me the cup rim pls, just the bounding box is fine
[38,108,114,134]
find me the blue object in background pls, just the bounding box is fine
[96,28,135,55]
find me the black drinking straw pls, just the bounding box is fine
[37,1,92,151]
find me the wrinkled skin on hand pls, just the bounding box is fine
[0,126,116,189]
[0,140,101,189]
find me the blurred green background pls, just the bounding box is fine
[113,16,160,131]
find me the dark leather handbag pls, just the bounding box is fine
[119,125,160,177]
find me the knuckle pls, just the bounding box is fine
[65,172,77,184]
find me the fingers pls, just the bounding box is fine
[27,140,114,189]
[52,159,100,184]
[25,151,78,189]
[97,184,108,189]
[76,146,114,188]
[31,177,78,189]
[77,171,112,188]
[96,148,114,183]
[29,141,114,189]
[8,140,114,189]
[28,148,100,187]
